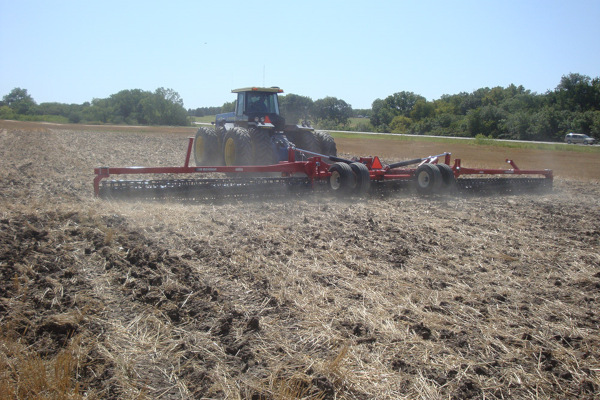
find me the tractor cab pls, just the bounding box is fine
[229,87,286,130]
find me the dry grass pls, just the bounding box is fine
[0,120,598,399]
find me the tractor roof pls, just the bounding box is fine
[232,87,284,93]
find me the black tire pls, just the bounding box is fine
[315,130,337,157]
[194,127,220,166]
[249,128,276,165]
[437,163,456,189]
[350,162,371,194]
[222,127,252,166]
[328,162,355,194]
[292,131,321,159]
[414,164,442,194]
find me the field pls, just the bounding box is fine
[1,120,599,399]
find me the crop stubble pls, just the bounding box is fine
[0,121,598,399]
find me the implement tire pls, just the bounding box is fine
[437,163,456,190]
[329,162,355,194]
[249,128,276,165]
[194,127,220,166]
[414,164,442,194]
[315,130,337,157]
[223,127,252,166]
[350,162,371,195]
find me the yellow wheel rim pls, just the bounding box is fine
[194,137,204,163]
[224,137,236,166]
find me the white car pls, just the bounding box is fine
[565,132,595,145]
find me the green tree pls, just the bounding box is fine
[390,115,412,134]
[140,88,188,125]
[3,87,36,115]
[553,73,597,112]
[313,96,352,125]
[410,99,435,121]
[279,93,313,124]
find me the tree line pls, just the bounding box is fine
[370,73,600,141]
[3,73,599,141]
[1,87,188,126]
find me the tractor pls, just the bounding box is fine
[193,87,337,166]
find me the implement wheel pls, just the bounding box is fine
[223,128,252,166]
[350,162,371,194]
[437,163,456,189]
[329,162,355,194]
[414,164,442,194]
[194,127,220,166]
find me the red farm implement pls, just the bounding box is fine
[93,137,553,200]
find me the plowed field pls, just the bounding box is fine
[1,120,599,399]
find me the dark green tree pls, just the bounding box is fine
[3,88,36,115]
[313,96,352,125]
[279,93,313,124]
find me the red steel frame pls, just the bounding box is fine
[94,137,553,196]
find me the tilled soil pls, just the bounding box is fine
[0,121,599,399]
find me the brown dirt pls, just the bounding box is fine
[0,120,598,399]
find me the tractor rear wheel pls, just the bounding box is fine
[249,128,276,165]
[315,130,337,156]
[223,128,252,166]
[293,131,320,159]
[350,162,371,194]
[329,162,355,194]
[194,127,220,166]
[414,164,442,194]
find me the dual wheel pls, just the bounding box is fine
[195,127,339,167]
[194,127,263,166]
[413,163,455,194]
[328,162,371,195]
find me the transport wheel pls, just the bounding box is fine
[194,127,220,166]
[437,163,456,189]
[293,131,321,159]
[350,162,371,194]
[414,164,442,194]
[249,128,276,165]
[223,127,252,166]
[329,162,355,194]
[315,130,337,157]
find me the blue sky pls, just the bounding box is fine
[1,0,599,110]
